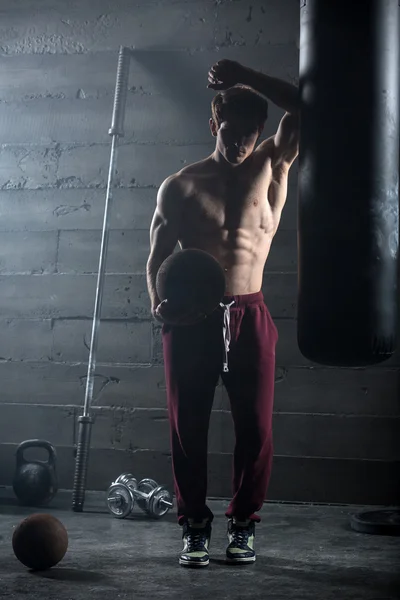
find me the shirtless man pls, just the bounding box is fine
[146,59,299,567]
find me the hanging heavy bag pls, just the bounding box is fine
[13,439,58,506]
[297,0,399,366]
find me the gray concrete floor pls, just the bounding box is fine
[0,489,399,600]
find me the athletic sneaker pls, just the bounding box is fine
[179,518,212,567]
[226,518,256,564]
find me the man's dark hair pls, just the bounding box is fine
[211,85,268,129]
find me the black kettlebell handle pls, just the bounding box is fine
[16,439,57,468]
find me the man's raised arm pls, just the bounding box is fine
[238,65,299,169]
[208,59,299,115]
[242,69,299,117]
[208,59,299,168]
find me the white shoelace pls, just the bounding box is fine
[220,301,235,372]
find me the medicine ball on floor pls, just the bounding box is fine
[12,513,68,571]
[156,249,226,317]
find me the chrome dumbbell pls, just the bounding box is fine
[133,478,173,518]
[107,480,134,519]
[106,473,173,519]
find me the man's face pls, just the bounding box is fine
[210,116,263,165]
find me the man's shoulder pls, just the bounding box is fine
[178,157,212,179]
[163,158,212,194]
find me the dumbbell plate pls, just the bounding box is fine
[115,473,136,488]
[137,478,158,495]
[148,486,173,518]
[107,483,134,519]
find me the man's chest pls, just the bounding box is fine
[183,173,274,233]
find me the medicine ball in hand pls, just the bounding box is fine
[156,249,226,317]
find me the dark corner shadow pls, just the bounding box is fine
[131,49,212,119]
[0,497,21,507]
[212,554,400,596]
[30,567,110,583]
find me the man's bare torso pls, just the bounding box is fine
[175,146,288,295]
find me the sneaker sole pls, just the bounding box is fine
[226,556,256,564]
[179,559,210,568]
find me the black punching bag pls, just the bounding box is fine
[298,0,399,366]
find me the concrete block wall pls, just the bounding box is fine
[0,0,399,506]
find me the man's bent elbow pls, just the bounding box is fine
[146,249,172,276]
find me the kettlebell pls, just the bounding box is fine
[13,439,58,507]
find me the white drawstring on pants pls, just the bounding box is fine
[220,301,235,372]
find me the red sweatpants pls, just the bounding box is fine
[162,291,278,525]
